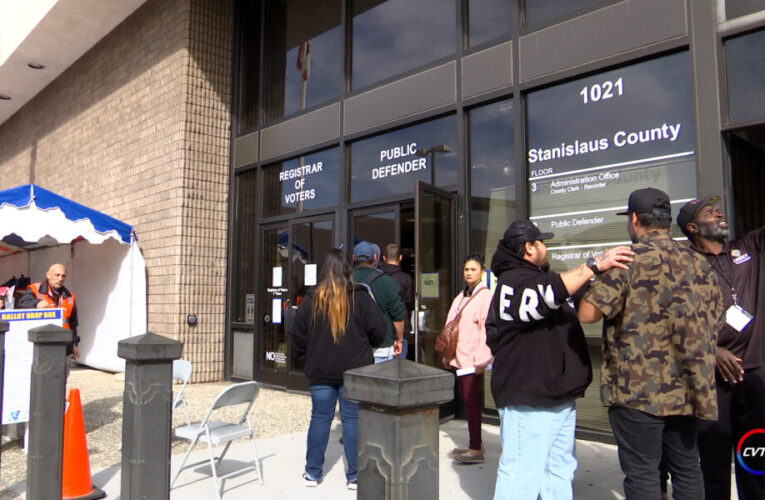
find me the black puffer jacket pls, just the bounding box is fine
[291,284,387,385]
[486,241,592,408]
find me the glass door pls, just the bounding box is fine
[351,205,399,251]
[259,216,334,390]
[259,223,290,387]
[415,181,455,418]
[414,181,454,366]
[287,217,335,389]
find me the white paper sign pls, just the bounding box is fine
[305,264,317,286]
[271,298,282,324]
[272,267,283,287]
[1,308,64,424]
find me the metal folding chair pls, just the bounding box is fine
[172,359,193,426]
[171,381,263,499]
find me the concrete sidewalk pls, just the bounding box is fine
[92,420,626,500]
[2,417,739,499]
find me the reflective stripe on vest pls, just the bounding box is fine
[28,282,75,329]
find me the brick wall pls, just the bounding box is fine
[0,0,234,382]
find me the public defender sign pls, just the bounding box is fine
[1,308,63,425]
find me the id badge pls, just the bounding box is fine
[726,304,753,332]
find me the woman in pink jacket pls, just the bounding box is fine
[447,253,494,464]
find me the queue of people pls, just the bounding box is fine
[289,186,763,499]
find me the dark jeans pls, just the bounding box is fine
[609,406,704,500]
[698,365,765,500]
[458,373,482,450]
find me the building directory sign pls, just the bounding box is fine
[527,51,696,268]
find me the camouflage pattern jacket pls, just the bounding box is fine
[584,230,724,420]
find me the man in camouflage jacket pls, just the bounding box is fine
[578,188,725,500]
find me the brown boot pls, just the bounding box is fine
[452,448,484,464]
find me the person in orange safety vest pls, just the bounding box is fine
[18,263,80,359]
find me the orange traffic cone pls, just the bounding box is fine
[61,388,106,500]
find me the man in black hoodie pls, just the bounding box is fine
[379,243,414,359]
[487,219,633,500]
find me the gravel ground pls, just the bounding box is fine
[0,365,312,497]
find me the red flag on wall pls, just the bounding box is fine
[296,41,310,81]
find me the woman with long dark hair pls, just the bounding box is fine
[291,249,386,490]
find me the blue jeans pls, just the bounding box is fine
[494,401,577,500]
[305,384,358,482]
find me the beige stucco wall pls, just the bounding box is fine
[0,0,233,382]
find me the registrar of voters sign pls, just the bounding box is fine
[1,308,64,425]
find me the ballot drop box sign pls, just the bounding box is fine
[1,308,64,424]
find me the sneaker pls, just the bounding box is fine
[452,448,485,464]
[303,472,320,487]
[347,480,358,490]
[449,444,483,458]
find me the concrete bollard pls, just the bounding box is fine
[118,332,182,500]
[26,324,71,499]
[344,358,454,500]
[0,320,7,475]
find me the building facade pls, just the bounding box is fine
[1,0,764,436]
[0,0,234,382]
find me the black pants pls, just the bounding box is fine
[609,406,704,500]
[698,365,765,500]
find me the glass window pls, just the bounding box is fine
[263,0,342,123]
[232,170,258,323]
[352,0,456,90]
[726,0,765,19]
[527,51,696,267]
[350,115,457,202]
[468,0,513,48]
[523,0,615,29]
[236,2,261,134]
[263,147,341,217]
[726,29,765,125]
[468,99,515,262]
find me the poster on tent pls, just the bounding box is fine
[1,308,63,425]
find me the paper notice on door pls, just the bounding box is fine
[420,272,440,298]
[272,267,283,287]
[305,264,317,286]
[272,298,282,324]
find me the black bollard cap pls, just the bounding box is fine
[118,332,183,361]
[344,358,454,409]
[28,324,73,344]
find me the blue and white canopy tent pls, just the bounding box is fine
[0,184,146,372]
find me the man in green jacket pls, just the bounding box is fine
[352,241,405,362]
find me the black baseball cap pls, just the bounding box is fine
[616,188,671,216]
[676,195,720,237]
[502,220,554,250]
